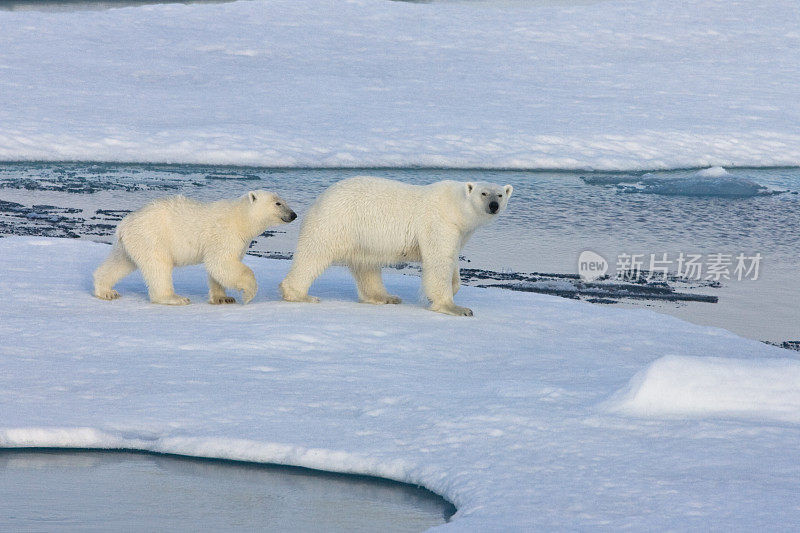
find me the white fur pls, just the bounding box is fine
[93,190,296,305]
[279,177,512,316]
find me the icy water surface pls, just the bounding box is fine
[0,449,454,532]
[0,161,797,343]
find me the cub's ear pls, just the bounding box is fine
[248,191,257,203]
[504,185,513,197]
[466,182,475,194]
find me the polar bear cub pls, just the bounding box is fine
[93,191,296,305]
[279,177,512,316]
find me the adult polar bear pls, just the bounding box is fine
[93,191,296,305]
[280,177,512,316]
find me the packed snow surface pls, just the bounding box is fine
[1,0,800,169]
[3,237,800,530]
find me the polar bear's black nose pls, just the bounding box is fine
[489,201,499,213]
[289,211,297,221]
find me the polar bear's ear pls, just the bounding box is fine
[248,191,257,203]
[504,185,513,197]
[466,182,475,195]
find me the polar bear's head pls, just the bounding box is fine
[244,190,297,228]
[465,182,513,218]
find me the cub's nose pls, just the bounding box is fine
[489,201,499,213]
[289,211,297,221]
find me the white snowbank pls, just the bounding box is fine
[3,237,800,530]
[1,0,800,169]
[605,355,800,424]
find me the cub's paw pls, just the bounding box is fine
[210,296,236,304]
[95,288,120,301]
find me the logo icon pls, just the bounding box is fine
[578,250,608,282]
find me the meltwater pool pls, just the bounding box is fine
[0,449,455,532]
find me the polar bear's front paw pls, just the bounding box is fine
[285,294,320,303]
[210,296,236,304]
[431,303,473,317]
[152,294,191,305]
[361,294,402,305]
[279,282,319,303]
[95,288,121,300]
[291,295,320,303]
[454,305,473,317]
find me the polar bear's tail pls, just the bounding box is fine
[93,242,137,300]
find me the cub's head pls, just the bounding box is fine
[245,190,297,228]
[465,182,513,218]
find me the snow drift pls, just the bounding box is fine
[604,355,800,424]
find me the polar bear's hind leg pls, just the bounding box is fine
[279,246,333,303]
[93,243,137,300]
[350,265,401,305]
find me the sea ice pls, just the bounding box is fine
[0,0,799,169]
[2,237,799,530]
[695,166,731,178]
[634,174,779,197]
[604,355,800,424]
[583,167,783,197]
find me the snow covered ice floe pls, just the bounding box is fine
[1,0,800,169]
[695,166,732,178]
[3,237,800,530]
[583,167,785,197]
[631,167,784,197]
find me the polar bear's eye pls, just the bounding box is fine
[481,192,487,196]
[276,202,282,206]
[498,194,503,197]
